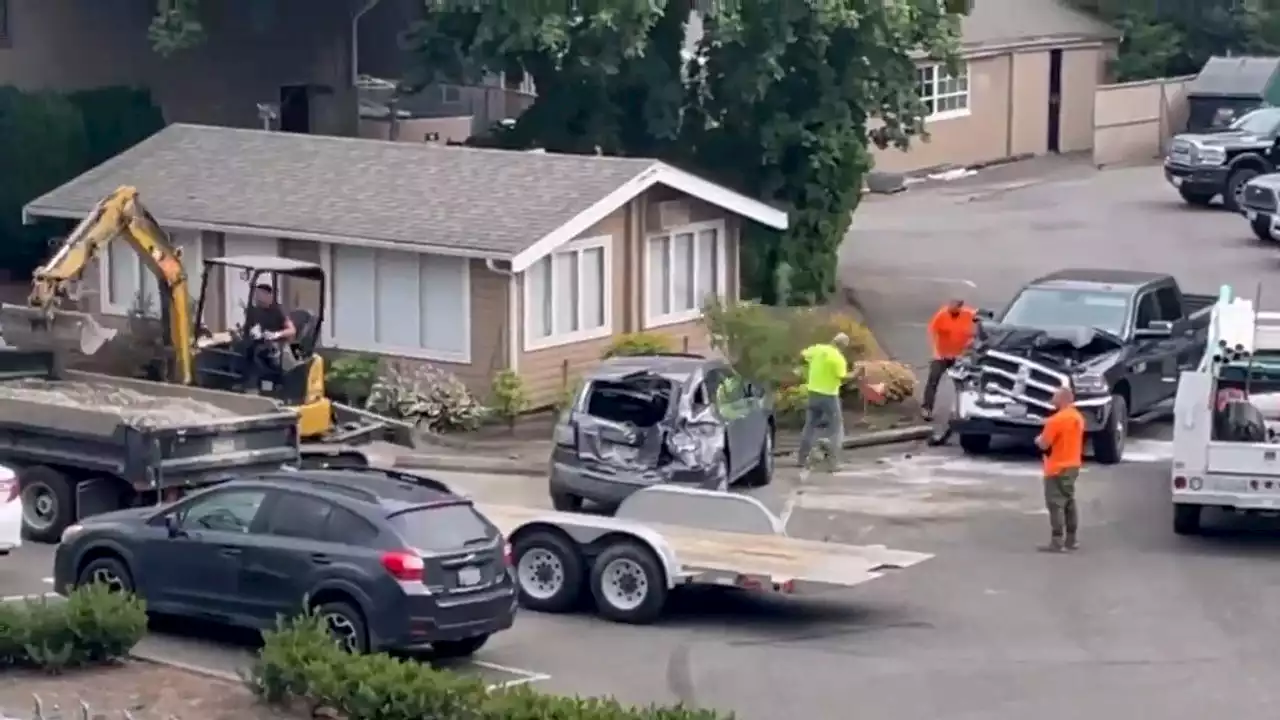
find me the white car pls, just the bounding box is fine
[0,465,19,554]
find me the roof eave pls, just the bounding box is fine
[22,203,513,261]
[510,164,788,273]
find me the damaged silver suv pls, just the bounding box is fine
[549,354,774,512]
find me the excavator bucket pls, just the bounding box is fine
[0,304,118,355]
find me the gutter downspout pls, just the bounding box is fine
[486,259,519,372]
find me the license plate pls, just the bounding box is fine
[211,438,236,454]
[1005,404,1027,418]
[457,566,482,586]
[1248,210,1258,221]
[1171,177,1183,187]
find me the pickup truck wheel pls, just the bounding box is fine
[959,433,991,455]
[20,467,76,543]
[1177,187,1214,206]
[513,530,585,613]
[742,429,774,488]
[590,541,668,624]
[1173,503,1203,535]
[1092,394,1127,465]
[1225,168,1260,213]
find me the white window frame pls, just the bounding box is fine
[643,219,727,329]
[522,236,612,352]
[917,62,970,121]
[98,232,203,317]
[319,244,473,363]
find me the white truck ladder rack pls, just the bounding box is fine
[1199,285,1280,373]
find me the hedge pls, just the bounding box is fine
[246,611,734,720]
[0,584,148,672]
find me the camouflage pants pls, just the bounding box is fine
[1044,468,1080,540]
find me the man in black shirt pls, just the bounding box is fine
[243,283,297,377]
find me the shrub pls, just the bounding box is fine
[602,332,675,358]
[772,384,809,428]
[490,369,528,430]
[0,585,147,672]
[555,376,584,414]
[854,360,917,406]
[326,353,381,405]
[245,610,735,720]
[365,361,488,433]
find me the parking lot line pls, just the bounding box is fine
[472,660,551,690]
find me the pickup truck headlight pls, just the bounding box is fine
[1073,373,1108,394]
[1196,147,1227,166]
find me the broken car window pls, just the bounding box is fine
[583,375,675,427]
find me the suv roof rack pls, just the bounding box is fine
[293,464,456,495]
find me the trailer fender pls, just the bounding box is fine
[508,517,681,589]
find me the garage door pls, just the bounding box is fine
[223,235,280,327]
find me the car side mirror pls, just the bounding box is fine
[976,309,995,320]
[1135,320,1173,337]
[164,514,185,538]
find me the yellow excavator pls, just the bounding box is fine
[0,186,409,450]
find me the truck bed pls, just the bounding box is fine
[479,502,933,590]
[0,349,298,488]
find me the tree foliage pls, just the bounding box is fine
[1070,0,1280,81]
[403,0,962,302]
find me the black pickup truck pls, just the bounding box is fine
[947,270,1214,463]
[0,349,299,542]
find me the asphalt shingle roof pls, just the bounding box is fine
[961,0,1119,49]
[25,124,657,257]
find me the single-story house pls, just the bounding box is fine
[23,124,787,406]
[872,0,1121,174]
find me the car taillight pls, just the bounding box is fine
[553,421,576,447]
[503,543,513,567]
[380,551,425,581]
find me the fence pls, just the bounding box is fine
[1092,75,1195,167]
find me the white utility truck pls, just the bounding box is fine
[1171,285,1280,534]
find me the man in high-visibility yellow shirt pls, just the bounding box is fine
[797,333,852,470]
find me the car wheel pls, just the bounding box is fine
[315,600,369,654]
[741,427,774,488]
[76,556,134,594]
[432,634,489,659]
[1225,168,1260,213]
[1092,393,1127,464]
[550,491,583,512]
[1252,217,1273,242]
[1177,186,1214,207]
[1173,503,1203,536]
[589,540,668,624]
[958,433,991,455]
[512,530,585,613]
[20,467,76,544]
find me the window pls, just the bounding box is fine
[1153,287,1182,320]
[1135,293,1159,329]
[325,506,381,545]
[100,231,203,317]
[917,63,969,121]
[645,221,726,328]
[263,493,333,540]
[524,236,610,350]
[387,504,493,552]
[223,235,278,324]
[177,490,266,533]
[323,245,470,362]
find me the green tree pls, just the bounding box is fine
[402,0,962,303]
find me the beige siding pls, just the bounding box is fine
[0,0,359,136]
[873,44,1110,174]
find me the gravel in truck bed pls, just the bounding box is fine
[0,379,241,427]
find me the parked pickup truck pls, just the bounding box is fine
[948,269,1214,463]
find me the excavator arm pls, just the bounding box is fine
[0,186,195,384]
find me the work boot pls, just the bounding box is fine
[1037,539,1065,553]
[1064,536,1079,551]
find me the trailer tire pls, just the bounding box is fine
[589,540,668,624]
[1173,503,1203,536]
[20,467,76,544]
[512,530,585,613]
[1092,394,1127,465]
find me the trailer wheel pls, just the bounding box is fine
[1173,504,1203,536]
[589,540,668,624]
[512,530,585,613]
[20,467,76,543]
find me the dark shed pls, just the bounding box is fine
[1186,56,1280,132]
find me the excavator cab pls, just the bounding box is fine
[192,255,333,439]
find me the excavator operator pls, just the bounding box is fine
[242,283,298,380]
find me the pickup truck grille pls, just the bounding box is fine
[1244,183,1278,212]
[975,350,1069,411]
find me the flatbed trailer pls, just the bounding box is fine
[477,484,933,624]
[0,349,299,542]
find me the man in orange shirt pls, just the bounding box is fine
[921,299,976,421]
[1035,386,1085,552]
